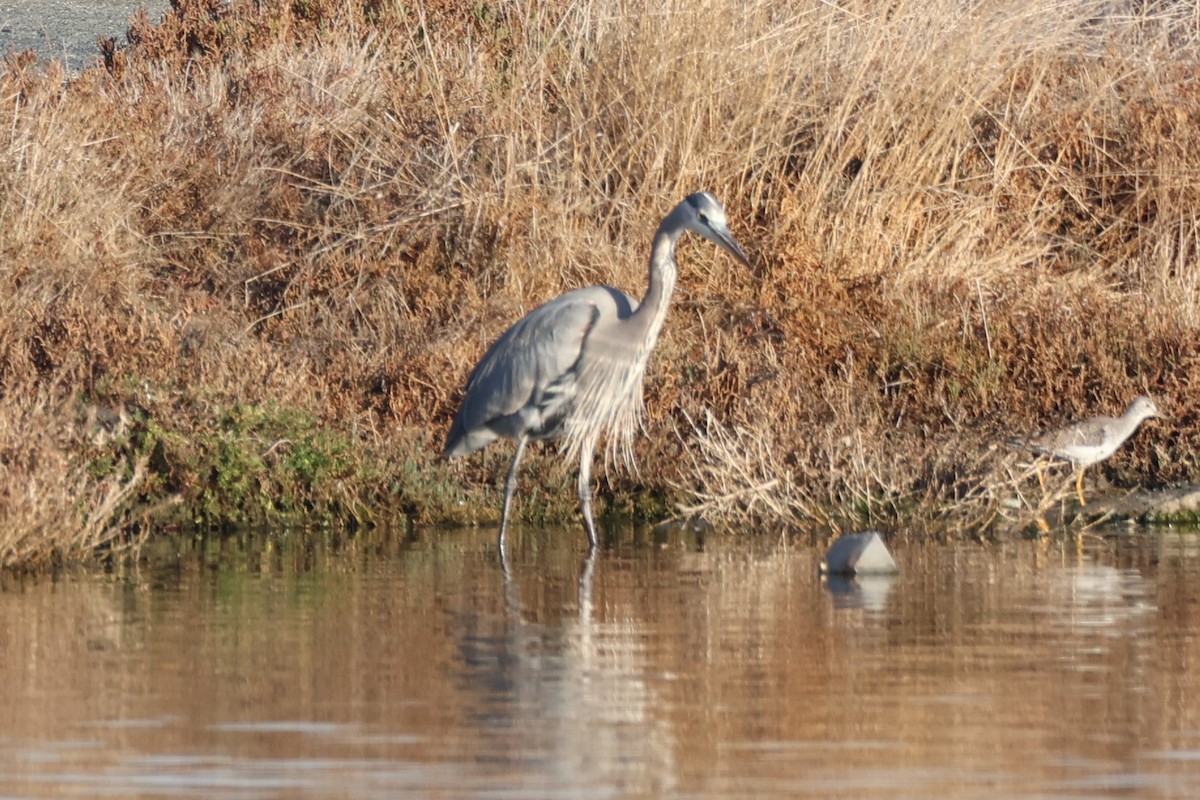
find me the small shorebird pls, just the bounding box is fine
[1013,395,1160,506]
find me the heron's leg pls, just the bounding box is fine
[577,442,599,550]
[1075,468,1087,506]
[498,435,528,553]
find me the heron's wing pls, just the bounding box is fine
[466,295,599,408]
[444,291,605,456]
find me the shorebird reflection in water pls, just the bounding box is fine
[443,193,751,551]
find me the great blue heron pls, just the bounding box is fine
[443,192,751,550]
[1012,395,1160,505]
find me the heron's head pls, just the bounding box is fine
[681,192,752,267]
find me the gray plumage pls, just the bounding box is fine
[1027,395,1159,467]
[1013,395,1160,504]
[444,192,751,550]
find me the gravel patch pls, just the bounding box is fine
[0,1,171,71]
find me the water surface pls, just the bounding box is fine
[2,525,1200,798]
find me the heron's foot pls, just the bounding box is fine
[577,481,600,550]
[581,512,599,550]
[496,521,509,553]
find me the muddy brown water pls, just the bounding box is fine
[2,524,1200,798]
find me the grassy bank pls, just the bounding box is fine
[2,0,1199,569]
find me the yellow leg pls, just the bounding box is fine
[1075,468,1087,506]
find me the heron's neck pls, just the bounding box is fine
[633,226,680,345]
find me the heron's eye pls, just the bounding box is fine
[697,212,709,225]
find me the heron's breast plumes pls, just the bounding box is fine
[562,308,666,471]
[561,226,679,470]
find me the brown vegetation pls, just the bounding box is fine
[1,0,1199,569]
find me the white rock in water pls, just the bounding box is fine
[819,531,898,576]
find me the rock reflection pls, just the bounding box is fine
[823,574,896,612]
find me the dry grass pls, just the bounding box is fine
[0,395,149,569]
[1,0,1199,568]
